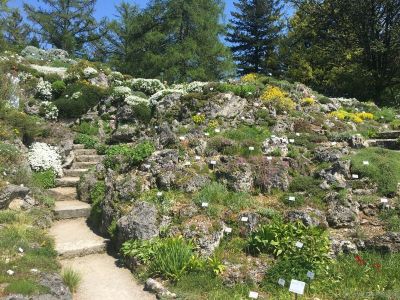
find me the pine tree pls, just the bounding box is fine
[24,0,105,55]
[227,0,284,75]
[3,9,31,48]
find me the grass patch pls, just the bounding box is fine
[350,147,400,196]
[62,267,81,293]
[5,280,48,295]
[32,169,56,189]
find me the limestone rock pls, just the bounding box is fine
[145,278,176,299]
[262,136,289,156]
[365,232,400,253]
[0,185,30,210]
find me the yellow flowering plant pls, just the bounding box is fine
[261,86,296,112]
[240,73,258,83]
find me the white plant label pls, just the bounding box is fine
[201,202,209,208]
[225,227,232,233]
[331,142,337,146]
[289,139,295,143]
[248,291,259,299]
[363,161,370,165]
[195,156,201,160]
[352,174,359,179]
[307,271,315,280]
[179,136,186,141]
[215,128,221,133]
[289,196,296,201]
[380,198,388,203]
[204,132,210,136]
[289,279,306,295]
[241,216,249,222]
[271,135,276,138]
[267,156,273,161]
[156,192,163,197]
[278,278,285,286]
[183,161,191,166]
[143,164,151,169]
[248,146,255,151]
[295,241,304,248]
[296,133,301,137]
[210,160,217,165]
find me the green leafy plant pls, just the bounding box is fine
[72,121,99,136]
[88,181,105,227]
[32,169,56,189]
[51,80,66,98]
[121,239,160,265]
[104,141,154,170]
[73,133,98,149]
[62,267,81,293]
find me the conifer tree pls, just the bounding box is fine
[227,0,284,75]
[24,0,105,55]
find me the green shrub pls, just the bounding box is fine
[215,83,258,98]
[373,107,396,123]
[88,181,105,227]
[51,80,66,98]
[74,134,99,149]
[95,143,108,155]
[131,102,152,123]
[54,82,108,118]
[379,210,400,231]
[390,119,400,130]
[149,237,198,282]
[104,141,155,170]
[121,239,160,265]
[32,169,56,189]
[248,217,331,272]
[43,73,62,83]
[72,121,99,136]
[350,147,400,196]
[62,268,81,293]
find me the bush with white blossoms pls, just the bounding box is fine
[186,81,209,93]
[112,86,132,101]
[125,95,149,106]
[129,78,165,95]
[36,78,52,101]
[28,142,62,176]
[39,101,59,120]
[108,71,124,83]
[18,72,33,82]
[83,67,98,79]
[149,89,185,106]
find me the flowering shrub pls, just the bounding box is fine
[301,97,316,106]
[241,73,258,83]
[108,71,124,83]
[185,81,208,93]
[112,86,132,101]
[39,101,59,120]
[83,67,98,79]
[28,142,62,176]
[192,114,206,124]
[125,95,149,106]
[329,110,374,123]
[149,89,185,106]
[35,78,52,101]
[129,78,165,95]
[261,86,296,112]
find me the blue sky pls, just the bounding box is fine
[9,0,238,20]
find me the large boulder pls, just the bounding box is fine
[365,232,400,253]
[0,185,30,210]
[285,209,328,228]
[262,136,289,156]
[117,201,159,242]
[216,158,254,192]
[251,157,290,193]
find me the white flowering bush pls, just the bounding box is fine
[112,86,132,101]
[28,142,62,176]
[129,78,165,95]
[18,72,33,82]
[149,89,185,106]
[39,101,59,120]
[125,95,149,106]
[36,78,52,101]
[108,71,124,83]
[83,67,98,79]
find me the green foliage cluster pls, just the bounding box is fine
[73,133,98,149]
[54,82,108,118]
[104,141,155,171]
[72,121,99,136]
[32,169,56,189]
[350,147,400,196]
[88,181,106,228]
[248,217,331,274]
[51,80,66,98]
[61,268,81,293]
[214,83,258,98]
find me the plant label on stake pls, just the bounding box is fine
[241,216,249,222]
[248,146,255,151]
[380,198,388,203]
[156,192,163,197]
[331,141,337,146]
[289,196,296,202]
[289,139,295,143]
[248,291,258,299]
[352,174,359,179]
[267,156,272,161]
[295,241,304,249]
[224,227,232,233]
[215,128,221,133]
[307,271,315,280]
[195,156,201,161]
[278,278,285,286]
[201,202,209,208]
[289,280,306,295]
[204,132,210,136]
[363,161,369,165]
[179,136,186,141]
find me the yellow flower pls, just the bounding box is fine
[302,97,315,106]
[192,114,206,125]
[208,120,219,129]
[356,112,374,120]
[241,73,258,83]
[261,86,296,112]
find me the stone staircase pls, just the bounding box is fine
[49,144,106,257]
[48,144,155,300]
[367,130,400,150]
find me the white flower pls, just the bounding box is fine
[39,101,58,120]
[185,81,208,93]
[6,270,14,276]
[83,67,98,79]
[108,71,124,82]
[36,78,52,101]
[128,78,165,95]
[112,86,132,101]
[125,95,149,106]
[28,142,62,176]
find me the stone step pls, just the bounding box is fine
[75,155,103,163]
[49,218,107,258]
[73,144,85,150]
[72,161,98,169]
[74,149,97,156]
[56,177,80,187]
[367,139,400,150]
[375,131,400,139]
[48,187,77,201]
[54,200,91,219]
[63,168,88,177]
